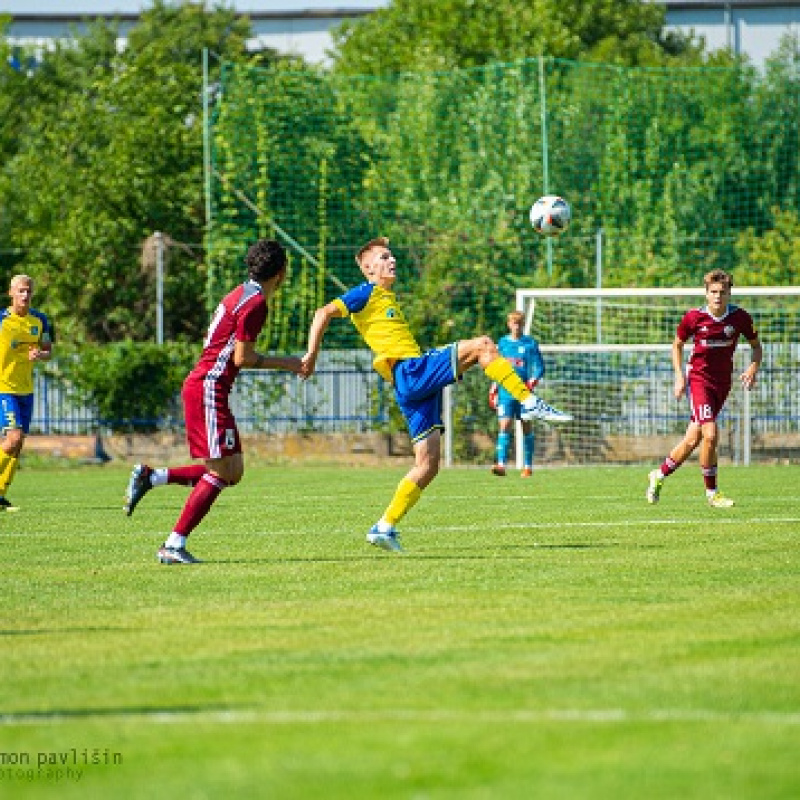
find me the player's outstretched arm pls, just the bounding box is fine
[302,302,342,379]
[259,355,304,374]
[235,341,303,374]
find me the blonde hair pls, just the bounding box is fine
[507,310,524,323]
[355,237,389,277]
[9,274,33,291]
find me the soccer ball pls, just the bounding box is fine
[529,195,571,237]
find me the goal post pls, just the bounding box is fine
[516,286,800,348]
[456,286,800,469]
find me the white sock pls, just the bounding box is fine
[152,468,169,487]
[376,519,394,533]
[165,533,187,549]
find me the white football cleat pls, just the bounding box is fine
[367,525,404,553]
[521,394,572,424]
[646,469,664,504]
[707,492,734,508]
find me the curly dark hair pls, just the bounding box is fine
[244,239,287,282]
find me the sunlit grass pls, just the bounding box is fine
[1,462,798,799]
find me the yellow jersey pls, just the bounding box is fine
[333,283,421,382]
[0,308,54,394]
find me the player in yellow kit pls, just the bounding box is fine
[0,275,54,511]
[302,237,571,552]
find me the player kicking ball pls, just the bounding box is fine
[302,237,572,553]
[647,269,762,508]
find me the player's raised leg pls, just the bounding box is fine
[459,336,572,423]
[124,463,153,516]
[125,463,209,516]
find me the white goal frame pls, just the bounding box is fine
[465,286,800,470]
[515,286,799,350]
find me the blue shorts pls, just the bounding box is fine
[393,344,458,443]
[0,393,34,434]
[496,389,522,420]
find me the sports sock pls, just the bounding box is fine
[523,432,535,467]
[166,465,208,487]
[496,432,511,465]
[383,478,422,525]
[165,533,188,549]
[0,454,19,495]
[484,358,530,402]
[701,465,717,492]
[0,449,11,487]
[660,456,678,477]
[151,468,168,487]
[172,472,227,536]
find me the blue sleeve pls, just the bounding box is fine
[527,338,545,381]
[338,282,375,315]
[32,309,55,343]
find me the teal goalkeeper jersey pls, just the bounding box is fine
[497,334,544,396]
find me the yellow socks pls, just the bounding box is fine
[484,357,530,402]
[383,478,422,525]
[0,453,18,495]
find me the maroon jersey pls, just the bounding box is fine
[677,304,757,388]
[187,280,267,393]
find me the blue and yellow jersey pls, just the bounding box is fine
[498,334,544,385]
[333,283,422,382]
[0,308,54,394]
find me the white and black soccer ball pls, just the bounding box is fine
[529,195,571,237]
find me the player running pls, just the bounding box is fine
[124,239,303,564]
[0,275,54,512]
[646,269,762,508]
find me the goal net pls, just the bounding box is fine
[444,288,800,468]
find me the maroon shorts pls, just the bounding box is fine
[687,375,730,425]
[182,376,241,460]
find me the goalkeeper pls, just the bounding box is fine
[489,310,545,478]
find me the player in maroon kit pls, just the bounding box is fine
[647,269,762,508]
[123,239,304,564]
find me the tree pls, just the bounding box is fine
[735,208,800,287]
[330,0,702,76]
[0,2,274,343]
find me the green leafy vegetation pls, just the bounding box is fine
[47,341,197,432]
[210,48,800,349]
[2,2,798,353]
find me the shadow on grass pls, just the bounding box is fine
[0,626,134,637]
[213,541,631,564]
[0,705,229,723]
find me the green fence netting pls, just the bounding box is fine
[207,55,800,351]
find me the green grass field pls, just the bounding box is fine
[1,461,798,799]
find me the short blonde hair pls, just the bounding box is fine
[9,274,33,291]
[507,310,524,323]
[355,237,389,277]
